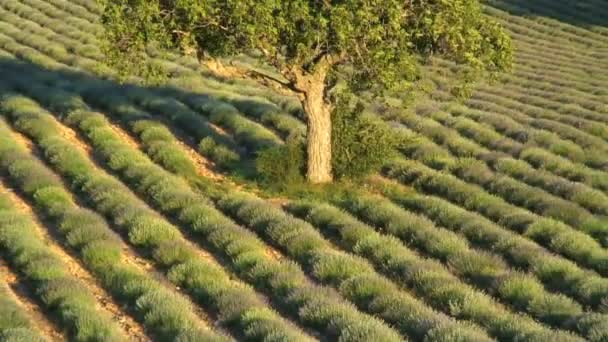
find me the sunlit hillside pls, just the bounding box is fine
[0,0,607,341]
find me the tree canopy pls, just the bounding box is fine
[100,0,513,183]
[101,0,512,90]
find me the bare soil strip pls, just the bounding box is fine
[104,120,290,262]
[0,183,150,341]
[7,123,237,334]
[0,258,66,342]
[116,117,223,181]
[36,114,221,329]
[51,108,329,336]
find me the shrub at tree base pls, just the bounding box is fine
[256,138,305,187]
[100,0,512,183]
[332,99,398,180]
[256,99,398,186]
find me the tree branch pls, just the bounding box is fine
[201,58,301,96]
[247,66,297,91]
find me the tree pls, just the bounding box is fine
[99,0,513,184]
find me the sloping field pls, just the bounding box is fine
[0,0,607,341]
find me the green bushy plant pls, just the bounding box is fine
[0,328,46,342]
[332,98,398,180]
[255,97,399,187]
[0,284,44,341]
[147,141,197,178]
[198,137,240,169]
[255,138,305,187]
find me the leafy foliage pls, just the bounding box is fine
[255,100,398,184]
[256,138,305,186]
[99,0,513,183]
[100,0,512,92]
[332,97,398,179]
[3,0,608,340]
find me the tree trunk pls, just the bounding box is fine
[301,85,333,184]
[202,56,335,184]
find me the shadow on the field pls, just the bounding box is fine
[488,0,608,30]
[0,57,303,181]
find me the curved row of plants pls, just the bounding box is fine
[9,0,608,187]
[489,0,608,41]
[0,20,113,75]
[479,82,608,126]
[39,0,302,111]
[375,183,608,309]
[0,34,67,71]
[507,46,608,91]
[492,16,608,67]
[336,191,607,335]
[36,0,96,23]
[447,102,608,184]
[428,64,608,147]
[286,200,587,340]
[431,91,608,162]
[443,103,605,169]
[15,0,608,144]
[0,3,101,59]
[385,158,608,277]
[0,259,48,342]
[0,4,298,168]
[18,0,99,37]
[17,0,608,272]
[492,59,608,112]
[19,34,604,336]
[4,72,406,342]
[466,68,608,126]
[27,77,500,342]
[215,190,496,341]
[434,55,608,124]
[0,20,253,171]
[393,109,608,246]
[468,90,608,147]
[461,93,608,155]
[0,160,126,340]
[39,64,589,340]
[486,4,608,49]
[25,52,585,340]
[431,54,608,120]
[68,67,598,340]
[415,106,608,216]
[438,25,608,93]
[6,0,303,134]
[0,91,315,342]
[0,109,238,341]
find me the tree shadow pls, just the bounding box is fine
[0,56,292,180]
[487,0,608,30]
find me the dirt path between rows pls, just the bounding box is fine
[169,127,224,181]
[3,126,154,340]
[107,120,141,150]
[50,107,327,339]
[9,123,161,271]
[121,116,225,182]
[0,259,65,342]
[107,120,290,263]
[41,113,223,330]
[104,115,295,264]
[0,183,150,341]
